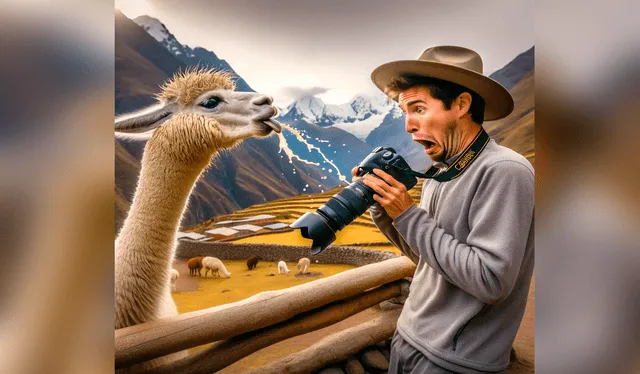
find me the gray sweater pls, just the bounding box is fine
[370,139,534,373]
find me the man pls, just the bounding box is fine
[354,46,534,373]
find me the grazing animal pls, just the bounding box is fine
[277,260,291,274]
[114,68,280,372]
[202,256,231,278]
[169,269,179,292]
[188,256,205,276]
[297,257,311,274]
[246,255,261,270]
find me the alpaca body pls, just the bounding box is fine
[170,269,179,292]
[278,260,291,274]
[202,256,231,278]
[297,257,310,274]
[246,255,260,270]
[188,256,204,276]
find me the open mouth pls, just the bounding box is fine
[262,118,282,133]
[415,139,434,149]
[254,108,282,133]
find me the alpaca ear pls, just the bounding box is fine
[115,102,176,140]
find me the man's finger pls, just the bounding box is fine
[351,166,359,177]
[363,177,389,196]
[372,168,403,188]
[364,174,390,191]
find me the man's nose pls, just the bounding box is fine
[405,117,419,133]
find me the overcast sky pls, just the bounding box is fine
[115,0,533,107]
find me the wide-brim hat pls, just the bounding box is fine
[371,46,514,121]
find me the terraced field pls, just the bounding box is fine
[187,179,426,253]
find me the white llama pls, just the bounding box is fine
[202,256,232,278]
[114,68,280,371]
[169,269,179,292]
[278,260,291,274]
[297,257,311,274]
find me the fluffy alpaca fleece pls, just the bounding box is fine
[202,257,231,278]
[278,260,291,274]
[114,68,279,372]
[246,255,260,270]
[297,257,310,274]
[170,269,179,292]
[188,256,205,276]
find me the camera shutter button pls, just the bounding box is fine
[382,151,393,159]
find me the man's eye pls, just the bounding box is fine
[201,97,220,109]
[416,107,426,114]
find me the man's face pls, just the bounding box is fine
[399,85,459,162]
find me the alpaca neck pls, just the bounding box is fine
[119,155,203,248]
[115,148,212,326]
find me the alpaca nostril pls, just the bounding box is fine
[252,95,273,106]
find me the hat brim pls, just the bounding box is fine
[371,60,514,121]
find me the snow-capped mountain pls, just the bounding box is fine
[282,94,392,126]
[133,15,253,92]
[280,93,395,140]
[134,15,196,58]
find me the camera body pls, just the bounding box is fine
[290,146,420,255]
[356,146,419,190]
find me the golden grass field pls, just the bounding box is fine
[171,259,355,314]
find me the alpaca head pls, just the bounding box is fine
[115,68,281,164]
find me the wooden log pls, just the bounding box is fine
[245,308,402,374]
[147,281,403,374]
[115,256,415,368]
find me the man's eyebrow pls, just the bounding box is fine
[405,99,426,107]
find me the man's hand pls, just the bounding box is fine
[361,169,415,219]
[350,166,361,181]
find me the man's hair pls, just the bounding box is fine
[386,74,485,125]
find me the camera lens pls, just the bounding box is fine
[290,178,376,254]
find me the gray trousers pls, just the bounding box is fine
[388,331,456,374]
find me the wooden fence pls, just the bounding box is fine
[114,256,416,373]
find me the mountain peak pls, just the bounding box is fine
[134,15,170,43]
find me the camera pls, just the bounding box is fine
[290,146,425,255]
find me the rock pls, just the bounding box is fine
[295,271,323,278]
[378,300,403,311]
[374,341,387,349]
[380,349,390,361]
[399,279,411,296]
[344,358,365,374]
[318,367,344,374]
[360,349,389,371]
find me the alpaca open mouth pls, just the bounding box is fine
[263,119,282,133]
[253,106,282,133]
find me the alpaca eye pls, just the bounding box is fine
[201,97,220,109]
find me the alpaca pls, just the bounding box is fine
[170,269,179,292]
[246,255,261,270]
[297,257,310,274]
[202,256,231,278]
[114,68,280,371]
[188,256,205,276]
[278,260,291,274]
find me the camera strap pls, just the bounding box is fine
[410,128,490,182]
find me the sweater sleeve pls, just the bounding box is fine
[369,204,421,264]
[392,161,534,304]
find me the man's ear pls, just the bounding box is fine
[457,92,472,119]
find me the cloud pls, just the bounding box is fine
[280,86,329,100]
